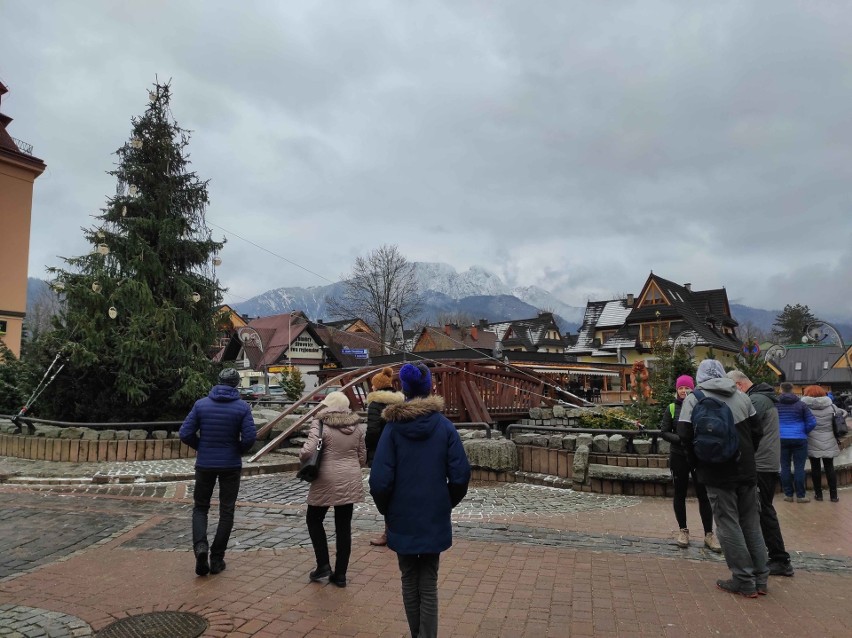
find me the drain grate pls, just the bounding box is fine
[96,611,208,638]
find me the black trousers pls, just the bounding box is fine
[756,471,790,564]
[192,467,241,558]
[669,452,713,533]
[809,457,838,498]
[306,504,353,576]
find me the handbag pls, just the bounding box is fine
[296,422,324,482]
[831,405,848,437]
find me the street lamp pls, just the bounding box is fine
[391,307,406,361]
[238,326,268,390]
[802,320,852,386]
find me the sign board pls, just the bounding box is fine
[268,365,295,374]
[288,334,323,360]
[342,347,369,359]
[742,342,760,356]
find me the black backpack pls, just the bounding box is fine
[690,390,739,463]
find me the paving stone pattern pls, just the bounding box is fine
[0,604,93,637]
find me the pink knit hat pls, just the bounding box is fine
[675,375,695,390]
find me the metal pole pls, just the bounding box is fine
[393,307,406,362]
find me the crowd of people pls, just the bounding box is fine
[666,361,846,598]
[176,361,846,632]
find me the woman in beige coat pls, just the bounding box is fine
[300,391,366,587]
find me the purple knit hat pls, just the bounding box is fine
[675,375,695,390]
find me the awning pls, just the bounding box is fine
[530,367,620,377]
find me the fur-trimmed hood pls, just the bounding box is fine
[382,395,445,423]
[318,410,362,434]
[367,389,406,406]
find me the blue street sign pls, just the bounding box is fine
[342,347,369,358]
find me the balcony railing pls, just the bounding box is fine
[11,137,33,155]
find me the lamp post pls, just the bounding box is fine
[238,326,268,390]
[391,307,406,361]
[802,320,852,386]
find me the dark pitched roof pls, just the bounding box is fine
[769,344,846,385]
[500,313,565,351]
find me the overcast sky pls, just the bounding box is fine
[3,1,851,318]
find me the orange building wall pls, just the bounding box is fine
[0,156,41,358]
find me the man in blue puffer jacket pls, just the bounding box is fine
[370,363,471,638]
[180,368,256,576]
[777,382,816,502]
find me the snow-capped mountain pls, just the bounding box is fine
[231,262,586,330]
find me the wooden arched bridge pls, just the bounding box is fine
[249,359,587,462]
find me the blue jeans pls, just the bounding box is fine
[192,468,241,558]
[780,439,808,498]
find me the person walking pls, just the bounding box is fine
[777,382,817,502]
[179,368,257,576]
[301,391,366,587]
[677,359,767,598]
[727,370,793,577]
[801,385,845,503]
[659,374,720,552]
[365,366,405,546]
[370,363,471,638]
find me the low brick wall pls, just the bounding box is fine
[0,432,196,462]
[504,440,852,496]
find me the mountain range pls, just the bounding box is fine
[27,264,852,340]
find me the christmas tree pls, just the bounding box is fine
[38,82,224,421]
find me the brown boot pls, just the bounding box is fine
[369,532,387,546]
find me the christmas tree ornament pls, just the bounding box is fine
[97,243,110,255]
[128,184,138,196]
[52,281,65,291]
[121,205,127,217]
[130,137,143,149]
[191,292,201,303]
[212,255,222,266]
[91,281,102,293]
[108,307,118,319]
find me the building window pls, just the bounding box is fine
[640,322,670,344]
[640,282,667,306]
[0,319,6,336]
[795,362,802,371]
[823,361,829,369]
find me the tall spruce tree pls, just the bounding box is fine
[39,82,224,421]
[772,303,819,344]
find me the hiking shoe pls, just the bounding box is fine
[783,496,793,502]
[194,543,210,577]
[704,532,722,553]
[309,564,332,582]
[767,561,794,577]
[210,557,226,575]
[675,528,690,548]
[814,494,823,501]
[329,572,347,588]
[796,496,810,503]
[831,496,839,503]
[756,583,768,596]
[716,579,758,598]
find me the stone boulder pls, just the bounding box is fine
[34,425,62,438]
[562,435,577,451]
[59,427,84,440]
[81,429,100,441]
[577,433,594,448]
[129,429,148,440]
[514,433,536,445]
[633,438,652,455]
[608,434,627,453]
[592,434,609,453]
[573,444,590,485]
[462,438,518,472]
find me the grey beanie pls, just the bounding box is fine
[696,359,726,383]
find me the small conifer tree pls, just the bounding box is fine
[281,366,306,401]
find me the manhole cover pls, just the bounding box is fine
[96,611,208,638]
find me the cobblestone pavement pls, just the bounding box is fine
[0,463,850,637]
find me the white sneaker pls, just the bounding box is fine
[676,528,690,548]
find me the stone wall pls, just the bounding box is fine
[0,431,195,462]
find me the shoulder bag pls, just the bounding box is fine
[831,405,848,437]
[296,422,325,482]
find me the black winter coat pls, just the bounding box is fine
[659,398,686,455]
[365,389,405,463]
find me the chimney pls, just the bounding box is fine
[479,318,489,329]
[444,324,452,335]
[684,283,692,291]
[470,325,478,340]
[626,294,634,307]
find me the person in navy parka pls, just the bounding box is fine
[369,362,471,638]
[179,368,256,576]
